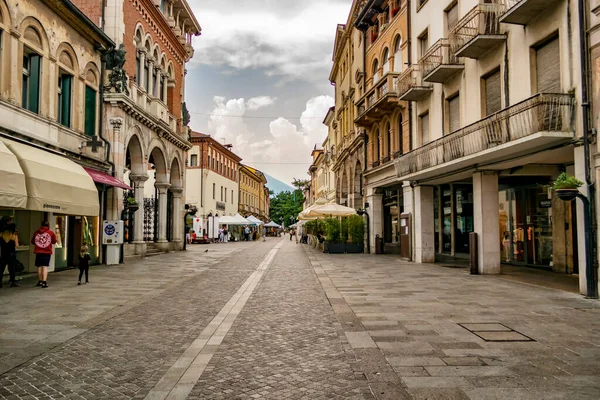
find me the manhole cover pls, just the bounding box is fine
[458,322,535,342]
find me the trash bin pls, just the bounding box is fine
[375,234,384,254]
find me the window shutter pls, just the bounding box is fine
[447,4,458,31]
[61,75,72,127]
[29,54,41,114]
[536,37,560,93]
[484,70,501,116]
[84,86,97,136]
[448,95,460,133]
[421,113,430,144]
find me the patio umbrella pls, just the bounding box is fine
[305,203,357,218]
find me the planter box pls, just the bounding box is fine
[126,205,139,213]
[555,189,579,201]
[345,243,364,253]
[327,243,345,254]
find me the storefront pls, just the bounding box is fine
[433,184,474,258]
[383,189,403,254]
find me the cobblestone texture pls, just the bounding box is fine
[188,241,371,400]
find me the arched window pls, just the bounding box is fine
[398,114,403,155]
[57,48,77,128]
[373,59,380,84]
[22,25,44,114]
[385,122,391,158]
[375,128,380,161]
[382,48,390,75]
[393,36,403,72]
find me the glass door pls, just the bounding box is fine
[441,185,452,253]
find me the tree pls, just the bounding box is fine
[292,178,310,191]
[269,190,304,227]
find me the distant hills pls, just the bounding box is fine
[264,173,295,194]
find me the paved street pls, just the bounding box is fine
[1,239,599,399]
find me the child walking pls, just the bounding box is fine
[78,244,91,285]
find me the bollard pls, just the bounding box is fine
[469,232,478,275]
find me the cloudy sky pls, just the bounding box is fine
[185,0,351,185]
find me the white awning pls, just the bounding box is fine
[3,139,99,216]
[0,140,27,209]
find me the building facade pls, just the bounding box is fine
[186,132,241,224]
[322,107,338,203]
[239,165,269,222]
[0,0,115,272]
[73,0,201,258]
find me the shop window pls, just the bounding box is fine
[22,50,41,114]
[483,69,501,116]
[84,86,97,136]
[534,36,560,93]
[57,72,72,127]
[190,154,198,166]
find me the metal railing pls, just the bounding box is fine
[396,66,430,96]
[500,0,527,14]
[357,72,401,119]
[419,38,461,78]
[395,93,575,177]
[449,2,507,54]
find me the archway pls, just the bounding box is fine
[146,146,168,243]
[123,134,145,243]
[169,157,183,244]
[341,169,349,206]
[353,161,362,209]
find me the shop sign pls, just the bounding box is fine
[539,200,552,208]
[216,201,226,211]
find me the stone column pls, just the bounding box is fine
[414,185,435,263]
[162,73,169,102]
[147,59,155,96]
[171,188,184,249]
[138,50,146,89]
[473,171,500,274]
[367,192,383,254]
[155,183,171,245]
[130,174,148,245]
[8,30,21,104]
[155,67,162,100]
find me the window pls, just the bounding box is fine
[225,187,227,203]
[160,0,166,12]
[446,2,459,33]
[208,156,211,169]
[385,123,391,158]
[398,114,404,154]
[483,69,501,116]
[144,60,149,92]
[136,52,141,85]
[213,183,215,199]
[84,86,97,136]
[190,154,198,166]
[22,50,41,113]
[220,186,223,201]
[419,30,429,58]
[382,48,390,74]
[373,59,380,83]
[393,37,402,72]
[375,129,380,161]
[420,112,430,145]
[535,37,560,93]
[231,190,234,204]
[447,94,460,133]
[152,68,158,97]
[57,72,72,127]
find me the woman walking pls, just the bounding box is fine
[0,220,19,288]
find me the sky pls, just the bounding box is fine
[185,0,351,185]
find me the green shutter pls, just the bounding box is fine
[29,55,41,114]
[61,75,72,127]
[84,86,97,136]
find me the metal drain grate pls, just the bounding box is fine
[458,322,535,342]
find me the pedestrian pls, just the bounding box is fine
[289,229,294,241]
[0,220,19,288]
[31,221,57,288]
[78,244,91,285]
[244,226,250,241]
[185,227,191,244]
[218,227,224,243]
[262,226,267,242]
[223,226,228,243]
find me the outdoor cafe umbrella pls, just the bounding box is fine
[304,203,357,218]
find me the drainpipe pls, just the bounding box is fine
[578,0,598,298]
[361,28,371,254]
[407,0,413,151]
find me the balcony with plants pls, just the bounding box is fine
[393,93,575,181]
[449,1,507,59]
[419,38,464,83]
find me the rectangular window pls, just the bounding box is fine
[447,94,460,133]
[231,190,234,204]
[57,72,72,127]
[136,52,141,85]
[190,154,198,166]
[22,51,41,114]
[535,37,560,93]
[225,188,227,203]
[220,186,223,201]
[419,30,429,58]
[208,156,211,169]
[484,69,502,116]
[420,112,430,145]
[84,86,97,136]
[446,2,458,33]
[213,183,215,199]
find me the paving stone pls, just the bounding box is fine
[473,331,533,342]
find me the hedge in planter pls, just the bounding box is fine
[346,215,365,253]
[325,218,345,253]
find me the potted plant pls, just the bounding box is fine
[391,6,400,17]
[553,172,583,201]
[345,215,365,253]
[126,196,139,212]
[325,218,345,254]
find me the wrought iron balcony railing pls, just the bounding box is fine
[397,66,432,101]
[419,38,464,83]
[499,0,558,25]
[449,2,507,59]
[394,93,574,178]
[355,72,401,125]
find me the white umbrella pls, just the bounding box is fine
[264,221,281,228]
[305,203,357,218]
[246,215,264,225]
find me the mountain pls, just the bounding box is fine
[264,173,295,194]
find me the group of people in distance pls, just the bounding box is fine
[0,216,91,289]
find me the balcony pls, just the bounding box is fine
[450,2,507,59]
[397,66,432,101]
[394,93,575,181]
[420,38,464,83]
[499,0,561,25]
[355,72,401,126]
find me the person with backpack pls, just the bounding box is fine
[31,221,57,288]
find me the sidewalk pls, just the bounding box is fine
[304,245,600,400]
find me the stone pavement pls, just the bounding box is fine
[0,239,599,399]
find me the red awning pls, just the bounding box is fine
[83,167,132,190]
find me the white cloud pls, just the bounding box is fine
[247,96,277,110]
[206,95,334,185]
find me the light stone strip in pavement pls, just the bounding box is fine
[144,241,283,400]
